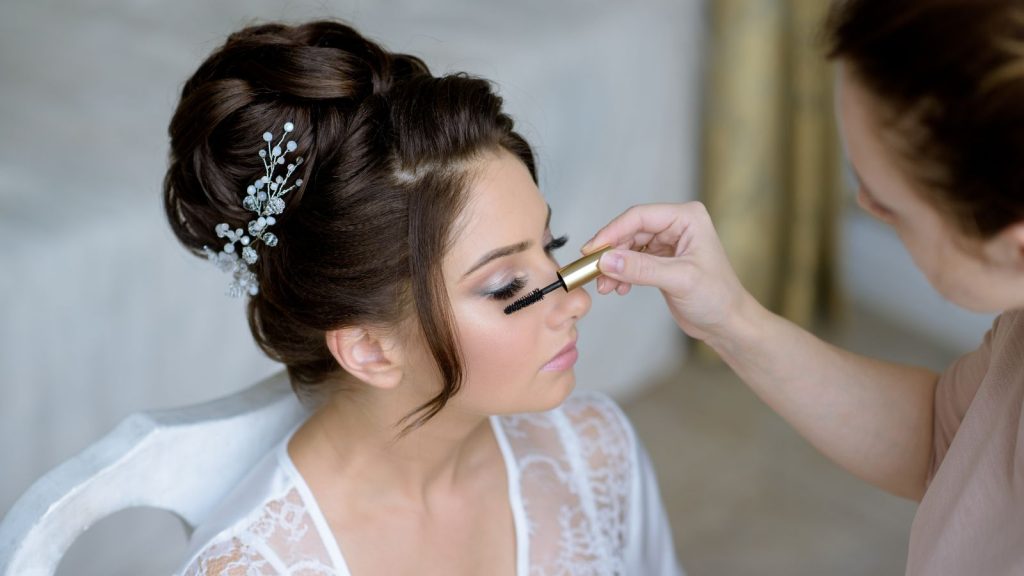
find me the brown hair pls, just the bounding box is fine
[826,0,1024,238]
[163,21,536,429]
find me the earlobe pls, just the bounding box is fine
[324,327,404,390]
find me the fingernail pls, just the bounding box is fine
[600,251,624,274]
[581,240,593,253]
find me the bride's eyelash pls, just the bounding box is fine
[488,234,569,302]
[489,277,526,301]
[545,234,568,254]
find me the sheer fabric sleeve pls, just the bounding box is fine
[177,486,339,576]
[567,392,684,575]
[928,315,1001,482]
[182,537,279,576]
[503,391,684,574]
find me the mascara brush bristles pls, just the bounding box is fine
[504,288,545,315]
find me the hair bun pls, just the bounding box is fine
[165,21,430,252]
[210,22,428,101]
[164,20,537,429]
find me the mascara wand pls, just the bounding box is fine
[503,246,614,315]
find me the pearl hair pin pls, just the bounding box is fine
[203,121,304,297]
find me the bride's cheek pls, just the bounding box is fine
[467,321,524,371]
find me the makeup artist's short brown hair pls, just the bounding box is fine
[163,21,536,429]
[826,0,1024,238]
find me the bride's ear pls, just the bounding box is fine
[324,326,404,390]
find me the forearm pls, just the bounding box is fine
[707,296,938,500]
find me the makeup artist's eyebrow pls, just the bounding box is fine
[462,204,552,278]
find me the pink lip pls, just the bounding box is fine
[542,340,579,372]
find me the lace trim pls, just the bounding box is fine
[185,391,634,576]
[501,391,633,576]
[183,537,276,576]
[183,487,337,575]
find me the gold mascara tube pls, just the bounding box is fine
[503,246,614,315]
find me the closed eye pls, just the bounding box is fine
[488,277,526,301]
[487,234,568,302]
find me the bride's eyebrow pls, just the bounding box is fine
[462,205,552,278]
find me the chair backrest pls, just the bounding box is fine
[0,370,309,576]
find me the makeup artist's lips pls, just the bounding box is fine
[542,339,578,372]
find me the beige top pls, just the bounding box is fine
[907,309,1024,575]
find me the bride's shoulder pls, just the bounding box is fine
[180,486,328,576]
[176,438,334,575]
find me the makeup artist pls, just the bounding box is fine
[583,1,1024,574]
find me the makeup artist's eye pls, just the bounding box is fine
[488,277,526,301]
[545,234,568,254]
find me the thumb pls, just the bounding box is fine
[598,249,678,290]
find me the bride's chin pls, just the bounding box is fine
[533,372,577,412]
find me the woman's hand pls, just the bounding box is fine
[582,202,757,344]
[586,202,938,501]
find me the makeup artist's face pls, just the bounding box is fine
[437,149,591,415]
[837,65,1016,312]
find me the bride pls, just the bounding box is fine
[165,20,682,575]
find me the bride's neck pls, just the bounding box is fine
[289,384,497,505]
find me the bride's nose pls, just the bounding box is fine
[547,283,591,328]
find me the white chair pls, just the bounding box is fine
[0,371,309,576]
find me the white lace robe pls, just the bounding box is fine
[177,390,684,575]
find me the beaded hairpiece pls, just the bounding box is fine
[203,121,304,297]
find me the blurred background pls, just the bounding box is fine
[0,0,998,574]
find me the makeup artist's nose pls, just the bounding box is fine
[548,284,591,328]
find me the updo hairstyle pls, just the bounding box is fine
[164,21,537,428]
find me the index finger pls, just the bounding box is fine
[582,203,691,254]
